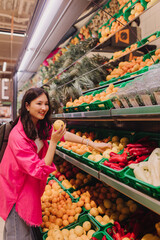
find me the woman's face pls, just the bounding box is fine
[26,93,49,125]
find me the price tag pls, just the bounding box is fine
[81,112,85,118]
[154,92,160,104]
[141,95,152,106]
[129,98,139,107]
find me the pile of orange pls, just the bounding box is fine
[66,84,119,108]
[99,16,127,43]
[112,43,138,60]
[41,181,84,232]
[106,48,160,81]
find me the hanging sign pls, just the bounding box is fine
[111,26,138,47]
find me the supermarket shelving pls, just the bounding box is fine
[53,105,160,121]
[55,149,160,215]
[21,1,160,91]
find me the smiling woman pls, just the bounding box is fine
[0,87,111,240]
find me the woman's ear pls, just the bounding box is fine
[25,102,29,112]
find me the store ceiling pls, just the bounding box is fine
[0,0,38,75]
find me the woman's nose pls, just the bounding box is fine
[41,105,47,110]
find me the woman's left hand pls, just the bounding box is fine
[90,142,112,153]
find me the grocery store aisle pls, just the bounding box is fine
[0,218,4,239]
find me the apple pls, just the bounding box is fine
[55,172,61,178]
[53,120,65,130]
[72,167,79,174]
[65,171,73,179]
[59,167,65,173]
[48,180,56,186]
[52,170,58,176]
[62,161,69,167]
[63,165,71,173]
[58,175,66,181]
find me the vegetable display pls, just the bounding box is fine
[130,148,160,186]
[103,137,157,170]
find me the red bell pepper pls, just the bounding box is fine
[135,155,150,162]
[112,226,122,240]
[130,232,136,240]
[103,161,123,170]
[106,227,113,235]
[102,236,107,240]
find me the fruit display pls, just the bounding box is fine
[58,129,96,155]
[103,137,157,171]
[107,212,160,240]
[45,214,99,240]
[52,160,93,189]
[70,182,138,224]
[127,2,145,21]
[110,67,160,109]
[87,0,119,33]
[106,48,160,82]
[99,15,128,44]
[65,84,119,108]
[40,180,84,233]
[112,43,138,60]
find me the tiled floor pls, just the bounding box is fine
[0,218,4,239]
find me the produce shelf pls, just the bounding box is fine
[111,105,160,116]
[53,109,111,119]
[55,149,99,179]
[53,105,160,120]
[23,1,160,91]
[55,149,160,215]
[99,172,160,215]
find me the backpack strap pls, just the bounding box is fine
[0,124,6,151]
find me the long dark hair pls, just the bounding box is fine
[18,88,52,140]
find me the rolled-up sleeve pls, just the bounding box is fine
[10,137,56,180]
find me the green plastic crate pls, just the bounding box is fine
[82,152,105,170]
[140,31,158,45]
[92,229,113,240]
[56,141,62,150]
[67,150,86,161]
[61,146,72,155]
[124,0,145,22]
[140,0,148,9]
[63,213,100,231]
[89,214,114,233]
[100,158,129,182]
[125,168,160,199]
[43,233,47,240]
[89,99,114,111]
[157,31,160,37]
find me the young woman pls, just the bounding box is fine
[0,88,111,240]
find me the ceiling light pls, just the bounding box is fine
[28,0,63,49]
[18,0,63,72]
[0,31,26,37]
[2,62,7,72]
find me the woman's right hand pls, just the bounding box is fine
[50,124,66,144]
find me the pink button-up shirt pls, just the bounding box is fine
[0,119,58,226]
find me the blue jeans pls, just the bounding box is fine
[3,205,33,240]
